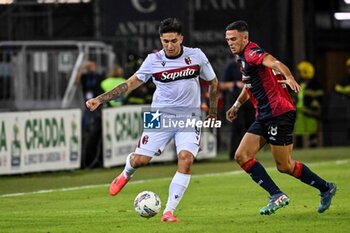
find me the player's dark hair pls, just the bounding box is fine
[158,18,182,35]
[226,20,249,32]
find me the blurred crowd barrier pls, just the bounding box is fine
[0,41,114,111]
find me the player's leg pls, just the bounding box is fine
[236,120,283,197]
[235,131,289,215]
[109,153,151,196]
[269,110,337,213]
[161,131,198,222]
[109,131,172,196]
[162,150,194,222]
[236,133,279,197]
[270,144,337,213]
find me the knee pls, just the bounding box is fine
[178,151,194,165]
[234,150,251,166]
[276,163,293,174]
[177,151,194,173]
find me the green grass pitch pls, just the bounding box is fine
[0,147,349,233]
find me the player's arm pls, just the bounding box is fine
[236,86,250,105]
[206,77,219,120]
[226,87,250,122]
[262,54,301,93]
[86,75,144,111]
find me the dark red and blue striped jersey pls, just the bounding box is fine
[237,42,295,120]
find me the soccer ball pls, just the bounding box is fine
[134,191,161,218]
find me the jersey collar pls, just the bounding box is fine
[164,46,184,59]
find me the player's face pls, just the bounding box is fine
[225,30,248,55]
[160,32,183,57]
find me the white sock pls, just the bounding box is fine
[164,171,191,214]
[122,153,136,179]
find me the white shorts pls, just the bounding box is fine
[135,127,201,157]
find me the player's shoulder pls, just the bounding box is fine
[245,42,263,53]
[145,49,164,61]
[183,46,203,54]
[243,42,267,60]
[183,47,208,61]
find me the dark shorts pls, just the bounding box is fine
[247,111,296,146]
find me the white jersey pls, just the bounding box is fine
[135,46,216,108]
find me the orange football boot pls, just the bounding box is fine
[109,173,129,196]
[161,211,180,222]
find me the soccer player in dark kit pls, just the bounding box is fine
[225,20,337,215]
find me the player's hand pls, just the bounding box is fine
[278,77,302,93]
[226,106,239,122]
[86,98,101,111]
[205,113,217,121]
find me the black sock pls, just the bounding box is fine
[298,163,329,192]
[244,160,282,196]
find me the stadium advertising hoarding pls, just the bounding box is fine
[0,109,81,175]
[102,105,216,168]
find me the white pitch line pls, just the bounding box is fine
[0,171,243,198]
[0,159,348,198]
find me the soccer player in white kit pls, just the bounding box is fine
[86,18,219,222]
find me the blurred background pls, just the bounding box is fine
[0,0,350,174]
